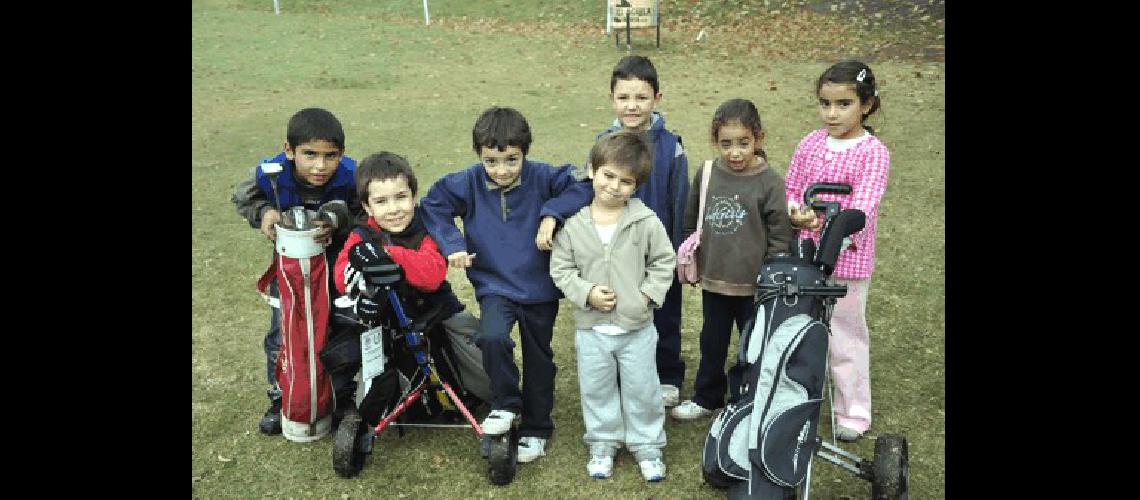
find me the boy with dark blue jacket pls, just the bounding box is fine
[594,55,690,408]
[231,107,360,436]
[420,106,593,463]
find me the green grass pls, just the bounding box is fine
[193,1,944,497]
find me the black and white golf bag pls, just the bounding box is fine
[702,208,866,499]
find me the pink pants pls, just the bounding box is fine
[829,278,872,433]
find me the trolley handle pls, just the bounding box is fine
[803,183,852,220]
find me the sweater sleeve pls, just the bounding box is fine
[232,166,272,229]
[539,163,594,223]
[549,224,592,309]
[784,134,813,208]
[681,160,706,242]
[846,142,890,251]
[333,230,363,295]
[667,141,690,248]
[384,235,447,293]
[419,170,471,258]
[763,172,795,257]
[640,217,677,307]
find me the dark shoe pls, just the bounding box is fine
[259,398,283,435]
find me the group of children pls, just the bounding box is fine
[232,55,890,482]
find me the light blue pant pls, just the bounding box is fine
[575,325,666,460]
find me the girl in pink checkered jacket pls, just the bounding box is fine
[785,60,890,443]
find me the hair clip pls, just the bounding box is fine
[856,69,867,82]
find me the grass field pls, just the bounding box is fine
[192,1,944,497]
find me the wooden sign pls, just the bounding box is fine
[611,0,657,28]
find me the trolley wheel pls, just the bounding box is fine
[701,467,735,489]
[332,410,372,478]
[870,433,909,500]
[486,427,518,486]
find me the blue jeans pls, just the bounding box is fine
[653,276,685,387]
[262,278,355,402]
[476,295,558,439]
[691,291,756,410]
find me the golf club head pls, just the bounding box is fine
[813,209,865,275]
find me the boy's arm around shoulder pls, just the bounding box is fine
[640,216,677,308]
[383,234,447,293]
[419,169,473,258]
[549,221,594,309]
[538,163,594,224]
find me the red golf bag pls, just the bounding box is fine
[257,222,334,442]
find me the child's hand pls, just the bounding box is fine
[312,220,333,246]
[588,285,616,312]
[261,208,281,241]
[789,206,821,230]
[447,251,476,269]
[535,216,556,251]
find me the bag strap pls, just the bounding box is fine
[695,159,714,239]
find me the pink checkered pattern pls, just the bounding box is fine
[784,129,890,279]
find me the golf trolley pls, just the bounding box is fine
[326,235,520,486]
[700,183,909,499]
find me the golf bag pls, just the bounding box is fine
[256,215,336,442]
[702,204,867,499]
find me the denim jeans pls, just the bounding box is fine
[475,295,558,439]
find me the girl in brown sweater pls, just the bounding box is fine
[671,99,795,420]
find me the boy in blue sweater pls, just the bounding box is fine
[231,107,360,436]
[594,55,690,408]
[421,106,593,463]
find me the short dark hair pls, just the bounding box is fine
[589,131,652,186]
[471,106,532,156]
[710,98,767,160]
[610,55,659,95]
[816,60,881,134]
[354,151,417,201]
[286,107,346,151]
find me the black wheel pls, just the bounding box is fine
[701,467,735,489]
[487,427,518,486]
[332,410,372,478]
[870,433,909,500]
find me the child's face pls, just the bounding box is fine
[285,139,344,186]
[479,146,524,188]
[362,175,416,233]
[716,121,765,172]
[610,78,662,131]
[590,163,638,209]
[817,83,874,140]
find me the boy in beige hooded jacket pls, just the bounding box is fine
[550,131,676,482]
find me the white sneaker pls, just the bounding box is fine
[481,409,516,435]
[638,457,666,481]
[516,436,547,463]
[835,425,864,442]
[661,384,680,408]
[670,400,714,420]
[587,455,613,478]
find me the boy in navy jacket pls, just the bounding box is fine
[420,106,592,463]
[594,56,690,408]
[231,107,360,436]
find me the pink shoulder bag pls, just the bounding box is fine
[677,160,714,284]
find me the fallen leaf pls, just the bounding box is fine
[217,455,232,462]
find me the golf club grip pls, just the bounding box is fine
[814,209,866,272]
[803,183,852,207]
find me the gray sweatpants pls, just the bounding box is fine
[575,324,666,460]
